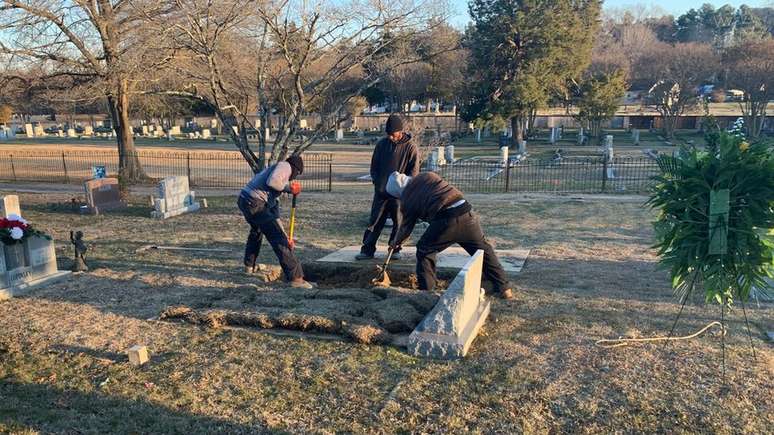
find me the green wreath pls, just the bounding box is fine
[648,129,773,306]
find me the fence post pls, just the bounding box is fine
[601,158,608,193]
[10,154,17,182]
[328,162,333,192]
[186,152,192,184]
[504,161,511,193]
[61,151,70,183]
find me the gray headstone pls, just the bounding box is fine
[151,176,201,219]
[407,250,491,359]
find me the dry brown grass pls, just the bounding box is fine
[0,189,772,433]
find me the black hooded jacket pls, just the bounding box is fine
[369,133,420,196]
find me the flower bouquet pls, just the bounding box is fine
[0,214,50,246]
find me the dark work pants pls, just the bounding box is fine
[360,192,402,256]
[416,211,510,292]
[238,197,303,281]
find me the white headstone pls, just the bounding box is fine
[445,145,455,163]
[500,146,509,167]
[632,129,640,145]
[550,127,559,144]
[428,149,439,171]
[335,128,344,142]
[264,128,271,141]
[67,128,77,138]
[33,125,45,137]
[475,128,481,143]
[169,126,181,135]
[141,125,149,136]
[201,129,211,139]
[83,125,93,136]
[577,127,585,145]
[24,124,34,138]
[0,195,21,218]
[299,119,308,129]
[436,146,446,166]
[605,135,614,162]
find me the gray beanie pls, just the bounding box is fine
[386,171,412,198]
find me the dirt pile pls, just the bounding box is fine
[159,284,441,345]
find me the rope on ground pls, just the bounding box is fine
[595,321,725,348]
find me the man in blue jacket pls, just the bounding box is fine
[237,154,315,288]
[356,113,420,260]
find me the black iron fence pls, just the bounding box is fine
[0,150,333,191]
[428,156,659,194]
[0,149,658,194]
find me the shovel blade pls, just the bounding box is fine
[371,271,391,288]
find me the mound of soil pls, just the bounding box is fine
[160,283,442,345]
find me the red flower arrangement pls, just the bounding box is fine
[0,214,49,245]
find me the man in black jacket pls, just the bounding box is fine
[356,113,420,260]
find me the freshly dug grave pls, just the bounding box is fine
[302,262,453,290]
[160,284,441,345]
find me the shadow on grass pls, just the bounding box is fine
[0,380,260,434]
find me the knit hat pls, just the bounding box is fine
[385,113,404,135]
[286,154,304,179]
[386,171,412,198]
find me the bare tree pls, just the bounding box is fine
[0,0,173,183]
[725,39,774,138]
[158,0,449,173]
[638,43,718,139]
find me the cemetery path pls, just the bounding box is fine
[0,190,772,433]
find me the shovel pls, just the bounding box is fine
[288,193,298,249]
[371,246,396,287]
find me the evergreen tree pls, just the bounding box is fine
[464,0,601,146]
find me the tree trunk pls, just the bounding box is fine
[511,116,525,149]
[108,79,145,183]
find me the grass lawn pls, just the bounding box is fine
[0,189,772,433]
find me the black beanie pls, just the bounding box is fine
[385,113,404,135]
[286,154,304,179]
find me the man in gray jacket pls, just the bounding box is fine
[237,155,315,288]
[356,113,420,260]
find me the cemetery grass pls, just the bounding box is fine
[1,191,772,433]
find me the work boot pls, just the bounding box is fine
[244,265,255,274]
[355,252,374,260]
[289,279,316,289]
[499,288,515,300]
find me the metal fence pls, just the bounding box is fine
[429,156,659,194]
[0,149,333,191]
[0,149,658,194]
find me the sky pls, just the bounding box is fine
[448,0,773,27]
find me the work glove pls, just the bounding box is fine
[288,238,296,250]
[289,181,301,196]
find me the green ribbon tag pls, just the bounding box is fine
[709,189,730,255]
